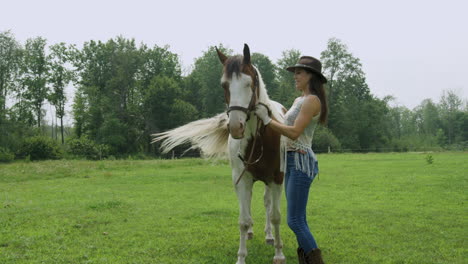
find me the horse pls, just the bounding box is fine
[152,44,286,264]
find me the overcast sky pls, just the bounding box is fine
[2,0,467,114]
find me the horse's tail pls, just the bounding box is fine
[151,113,229,158]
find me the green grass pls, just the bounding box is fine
[0,153,466,264]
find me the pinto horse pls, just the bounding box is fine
[152,44,286,264]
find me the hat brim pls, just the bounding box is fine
[286,64,328,83]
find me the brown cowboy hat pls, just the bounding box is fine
[286,56,328,83]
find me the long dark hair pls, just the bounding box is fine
[307,71,328,125]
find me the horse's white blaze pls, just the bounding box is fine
[223,73,254,139]
[226,73,253,109]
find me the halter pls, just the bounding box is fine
[225,68,260,122]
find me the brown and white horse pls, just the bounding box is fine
[152,44,286,264]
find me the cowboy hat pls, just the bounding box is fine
[286,56,327,83]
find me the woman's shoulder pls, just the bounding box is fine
[301,95,321,116]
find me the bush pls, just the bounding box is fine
[312,126,342,153]
[443,141,468,151]
[17,136,63,161]
[0,147,15,162]
[66,137,110,160]
[390,135,444,152]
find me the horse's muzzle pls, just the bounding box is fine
[228,111,246,139]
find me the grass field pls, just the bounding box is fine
[0,152,466,264]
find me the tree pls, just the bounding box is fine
[136,44,185,152]
[169,98,198,128]
[251,52,279,100]
[413,99,440,136]
[72,37,186,155]
[276,49,301,106]
[439,90,463,145]
[0,31,23,151]
[137,44,181,85]
[72,39,112,139]
[181,74,203,114]
[72,37,144,153]
[321,38,370,109]
[142,75,197,153]
[143,75,183,131]
[320,38,379,151]
[48,42,75,144]
[189,45,233,117]
[0,30,21,118]
[321,38,348,110]
[21,37,49,128]
[72,89,87,138]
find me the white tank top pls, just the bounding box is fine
[280,95,320,178]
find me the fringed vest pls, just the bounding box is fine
[280,95,319,178]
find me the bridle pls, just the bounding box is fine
[226,69,260,122]
[224,68,271,185]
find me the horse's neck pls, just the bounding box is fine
[257,88,268,105]
[243,115,257,139]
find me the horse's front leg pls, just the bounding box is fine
[264,184,274,245]
[233,170,254,264]
[270,182,286,264]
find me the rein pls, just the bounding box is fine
[235,116,263,185]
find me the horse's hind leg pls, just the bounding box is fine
[264,184,274,245]
[270,182,286,264]
[234,175,254,264]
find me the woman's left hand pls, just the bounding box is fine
[254,104,272,125]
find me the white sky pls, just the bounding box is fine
[2,0,467,121]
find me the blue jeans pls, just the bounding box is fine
[285,151,319,252]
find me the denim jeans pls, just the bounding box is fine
[285,151,319,252]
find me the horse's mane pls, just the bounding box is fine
[254,65,283,122]
[225,56,243,80]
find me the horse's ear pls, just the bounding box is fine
[215,46,227,64]
[243,44,251,65]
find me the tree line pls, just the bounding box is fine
[0,30,466,161]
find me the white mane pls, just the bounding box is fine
[254,65,284,123]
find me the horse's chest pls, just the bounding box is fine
[245,126,283,185]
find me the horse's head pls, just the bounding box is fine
[216,44,259,139]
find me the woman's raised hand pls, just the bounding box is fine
[254,104,272,125]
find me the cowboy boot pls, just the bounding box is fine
[297,248,306,264]
[304,248,324,264]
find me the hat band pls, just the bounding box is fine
[295,63,313,68]
[293,63,320,71]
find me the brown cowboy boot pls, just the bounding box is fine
[304,248,325,264]
[297,248,306,264]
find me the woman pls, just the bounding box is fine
[255,56,327,264]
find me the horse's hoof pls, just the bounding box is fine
[247,232,254,240]
[265,238,275,245]
[273,256,286,264]
[236,257,247,264]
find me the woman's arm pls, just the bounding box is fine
[256,95,321,140]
